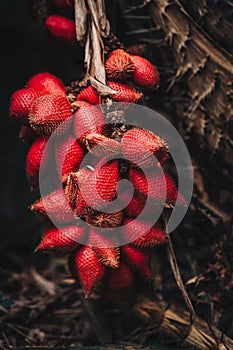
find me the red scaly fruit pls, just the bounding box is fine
[19,125,38,144]
[35,225,85,254]
[65,168,92,208]
[69,246,106,298]
[73,101,105,143]
[29,94,72,136]
[30,189,75,224]
[53,0,73,9]
[89,228,120,268]
[55,136,85,182]
[123,218,168,247]
[105,49,134,80]
[131,55,159,90]
[10,88,44,125]
[26,136,48,189]
[120,190,154,218]
[84,133,122,158]
[45,15,76,45]
[121,245,152,279]
[107,81,143,103]
[121,128,169,168]
[129,168,185,205]
[76,86,100,105]
[78,160,120,210]
[107,262,133,291]
[27,72,66,95]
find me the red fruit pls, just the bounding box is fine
[55,136,85,182]
[28,72,66,95]
[129,168,185,205]
[65,168,92,207]
[105,49,134,80]
[19,125,38,144]
[120,192,146,217]
[53,0,73,9]
[26,137,48,189]
[30,189,75,224]
[29,94,72,136]
[73,101,105,143]
[121,245,152,279]
[76,86,100,105]
[10,88,44,125]
[123,218,168,247]
[121,128,168,167]
[35,225,84,254]
[89,228,120,268]
[107,262,133,291]
[107,81,143,103]
[78,160,119,210]
[131,55,159,90]
[85,133,122,158]
[45,15,76,44]
[70,246,106,297]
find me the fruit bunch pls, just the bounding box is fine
[9,49,184,298]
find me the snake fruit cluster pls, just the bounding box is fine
[10,48,184,297]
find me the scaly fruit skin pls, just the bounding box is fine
[76,86,100,105]
[10,88,44,125]
[30,189,75,224]
[85,133,122,158]
[131,55,159,90]
[78,160,120,210]
[121,190,154,218]
[27,72,66,95]
[105,49,134,80]
[29,94,72,136]
[45,15,76,44]
[89,228,120,268]
[107,81,143,103]
[35,225,84,254]
[73,101,105,143]
[19,125,38,144]
[107,262,133,291]
[121,128,169,168]
[55,136,86,182]
[26,136,48,189]
[121,245,152,280]
[70,246,106,298]
[123,218,168,247]
[129,168,185,205]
